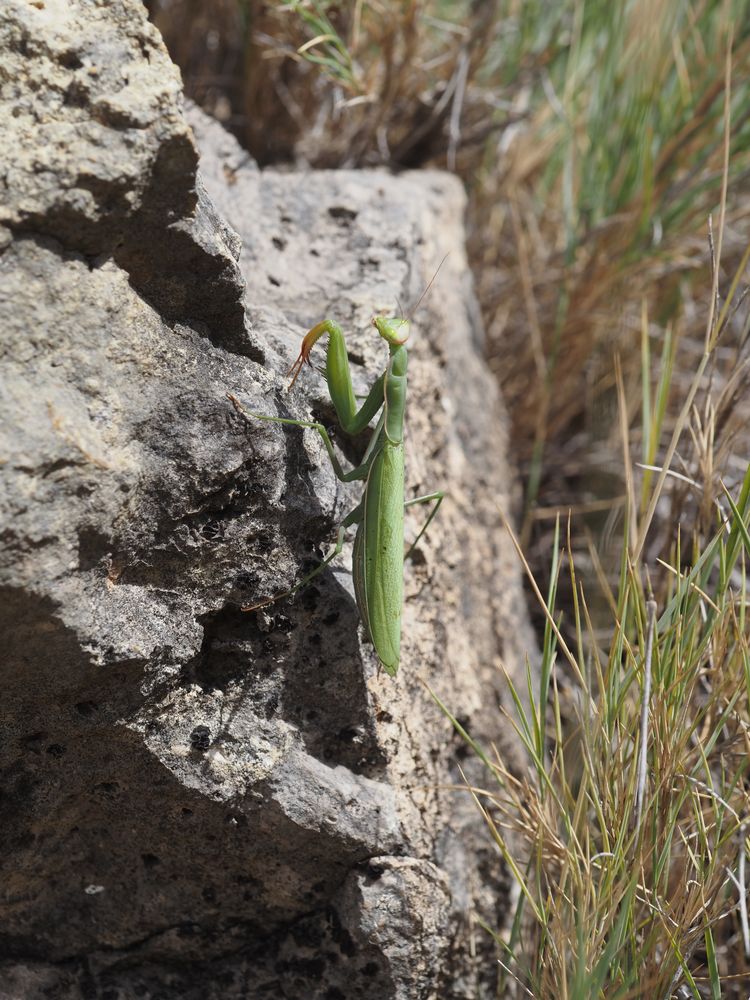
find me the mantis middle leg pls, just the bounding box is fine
[228,394,385,483]
[404,491,445,559]
[243,501,363,611]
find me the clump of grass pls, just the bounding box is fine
[440,240,750,996]
[150,0,487,166]
[465,494,750,998]
[440,495,750,993]
[280,0,358,90]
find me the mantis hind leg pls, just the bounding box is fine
[403,491,444,560]
[243,503,363,611]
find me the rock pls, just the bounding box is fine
[0,3,535,998]
[0,0,248,349]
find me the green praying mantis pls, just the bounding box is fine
[229,284,444,677]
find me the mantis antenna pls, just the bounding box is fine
[407,252,450,322]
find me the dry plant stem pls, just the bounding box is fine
[615,353,638,553]
[498,503,585,687]
[740,823,750,958]
[446,46,469,171]
[704,38,733,353]
[634,597,657,832]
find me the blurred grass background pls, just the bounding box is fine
[146,1,750,995]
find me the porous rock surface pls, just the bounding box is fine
[0,2,535,998]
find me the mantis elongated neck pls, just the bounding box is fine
[384,344,407,444]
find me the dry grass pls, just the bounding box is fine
[437,242,750,997]
[146,1,750,994]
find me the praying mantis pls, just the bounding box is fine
[229,297,444,677]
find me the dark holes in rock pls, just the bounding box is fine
[290,921,325,950]
[199,518,223,542]
[328,206,357,224]
[20,732,48,753]
[63,80,88,109]
[363,861,385,882]
[336,726,361,743]
[453,716,471,743]
[329,917,357,957]
[46,743,66,757]
[272,236,286,251]
[191,605,287,692]
[190,725,211,752]
[406,545,427,567]
[268,275,280,287]
[300,588,322,612]
[59,50,82,70]
[141,853,160,868]
[75,700,98,717]
[287,958,328,972]
[234,570,256,591]
[264,693,279,719]
[94,781,120,800]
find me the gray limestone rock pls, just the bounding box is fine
[0,3,536,998]
[0,0,247,349]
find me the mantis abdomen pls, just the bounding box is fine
[355,440,405,675]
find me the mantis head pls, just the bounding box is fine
[373,316,410,347]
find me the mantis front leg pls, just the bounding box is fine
[288,320,386,435]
